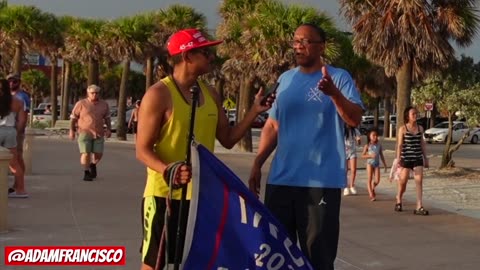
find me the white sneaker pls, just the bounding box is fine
[343,188,351,196]
[350,187,357,195]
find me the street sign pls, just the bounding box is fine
[223,98,236,110]
[424,102,434,111]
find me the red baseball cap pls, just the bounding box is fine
[167,29,223,56]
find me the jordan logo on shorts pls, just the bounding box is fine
[318,197,327,206]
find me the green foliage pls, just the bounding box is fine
[360,91,379,110]
[412,55,480,127]
[0,4,46,41]
[102,15,157,61]
[412,57,480,168]
[31,120,50,129]
[101,65,145,99]
[159,4,207,33]
[21,69,49,102]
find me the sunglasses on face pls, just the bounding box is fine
[8,80,20,84]
[88,92,99,95]
[289,38,324,47]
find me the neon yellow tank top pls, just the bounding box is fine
[143,76,218,199]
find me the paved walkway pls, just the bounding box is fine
[1,134,479,269]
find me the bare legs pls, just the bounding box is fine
[413,166,424,209]
[80,152,103,169]
[9,147,26,194]
[348,158,357,189]
[396,166,424,210]
[344,158,358,196]
[366,165,380,201]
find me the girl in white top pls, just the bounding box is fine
[344,126,361,196]
[0,78,28,198]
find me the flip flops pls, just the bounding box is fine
[414,207,429,216]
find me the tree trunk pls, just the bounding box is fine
[395,61,413,135]
[145,57,154,90]
[50,57,58,127]
[383,97,391,138]
[237,75,255,152]
[87,58,99,86]
[116,59,130,141]
[374,98,380,132]
[13,41,23,75]
[429,104,437,129]
[440,113,455,168]
[61,61,71,120]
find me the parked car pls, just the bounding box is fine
[359,119,384,135]
[423,121,479,144]
[110,108,134,132]
[226,109,267,128]
[468,129,480,144]
[32,111,52,125]
[227,109,236,126]
[251,112,268,128]
[417,116,448,131]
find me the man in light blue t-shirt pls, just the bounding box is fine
[249,24,364,270]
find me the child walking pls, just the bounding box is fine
[362,129,387,201]
[344,125,361,196]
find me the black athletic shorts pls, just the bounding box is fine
[140,197,189,268]
[400,158,424,169]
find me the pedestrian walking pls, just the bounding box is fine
[69,84,111,181]
[395,106,429,215]
[128,100,140,142]
[361,128,387,201]
[344,125,361,196]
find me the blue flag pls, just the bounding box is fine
[182,144,313,269]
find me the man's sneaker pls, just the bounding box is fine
[350,187,357,195]
[89,163,97,178]
[83,170,93,181]
[343,188,350,196]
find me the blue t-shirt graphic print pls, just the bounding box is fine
[267,65,364,188]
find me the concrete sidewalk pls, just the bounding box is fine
[1,136,479,269]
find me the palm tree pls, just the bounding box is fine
[0,4,46,75]
[58,15,76,120]
[102,15,156,140]
[155,4,208,78]
[139,12,163,90]
[34,12,64,126]
[339,0,480,130]
[217,0,340,151]
[64,18,105,86]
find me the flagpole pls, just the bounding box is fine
[173,82,200,270]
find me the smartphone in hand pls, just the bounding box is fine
[261,82,279,106]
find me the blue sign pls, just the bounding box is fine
[182,144,313,270]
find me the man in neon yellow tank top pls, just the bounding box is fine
[136,28,275,270]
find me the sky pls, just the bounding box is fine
[8,0,480,61]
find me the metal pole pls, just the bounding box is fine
[173,82,200,270]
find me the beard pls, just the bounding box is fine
[295,55,316,68]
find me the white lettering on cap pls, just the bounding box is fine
[179,42,194,50]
